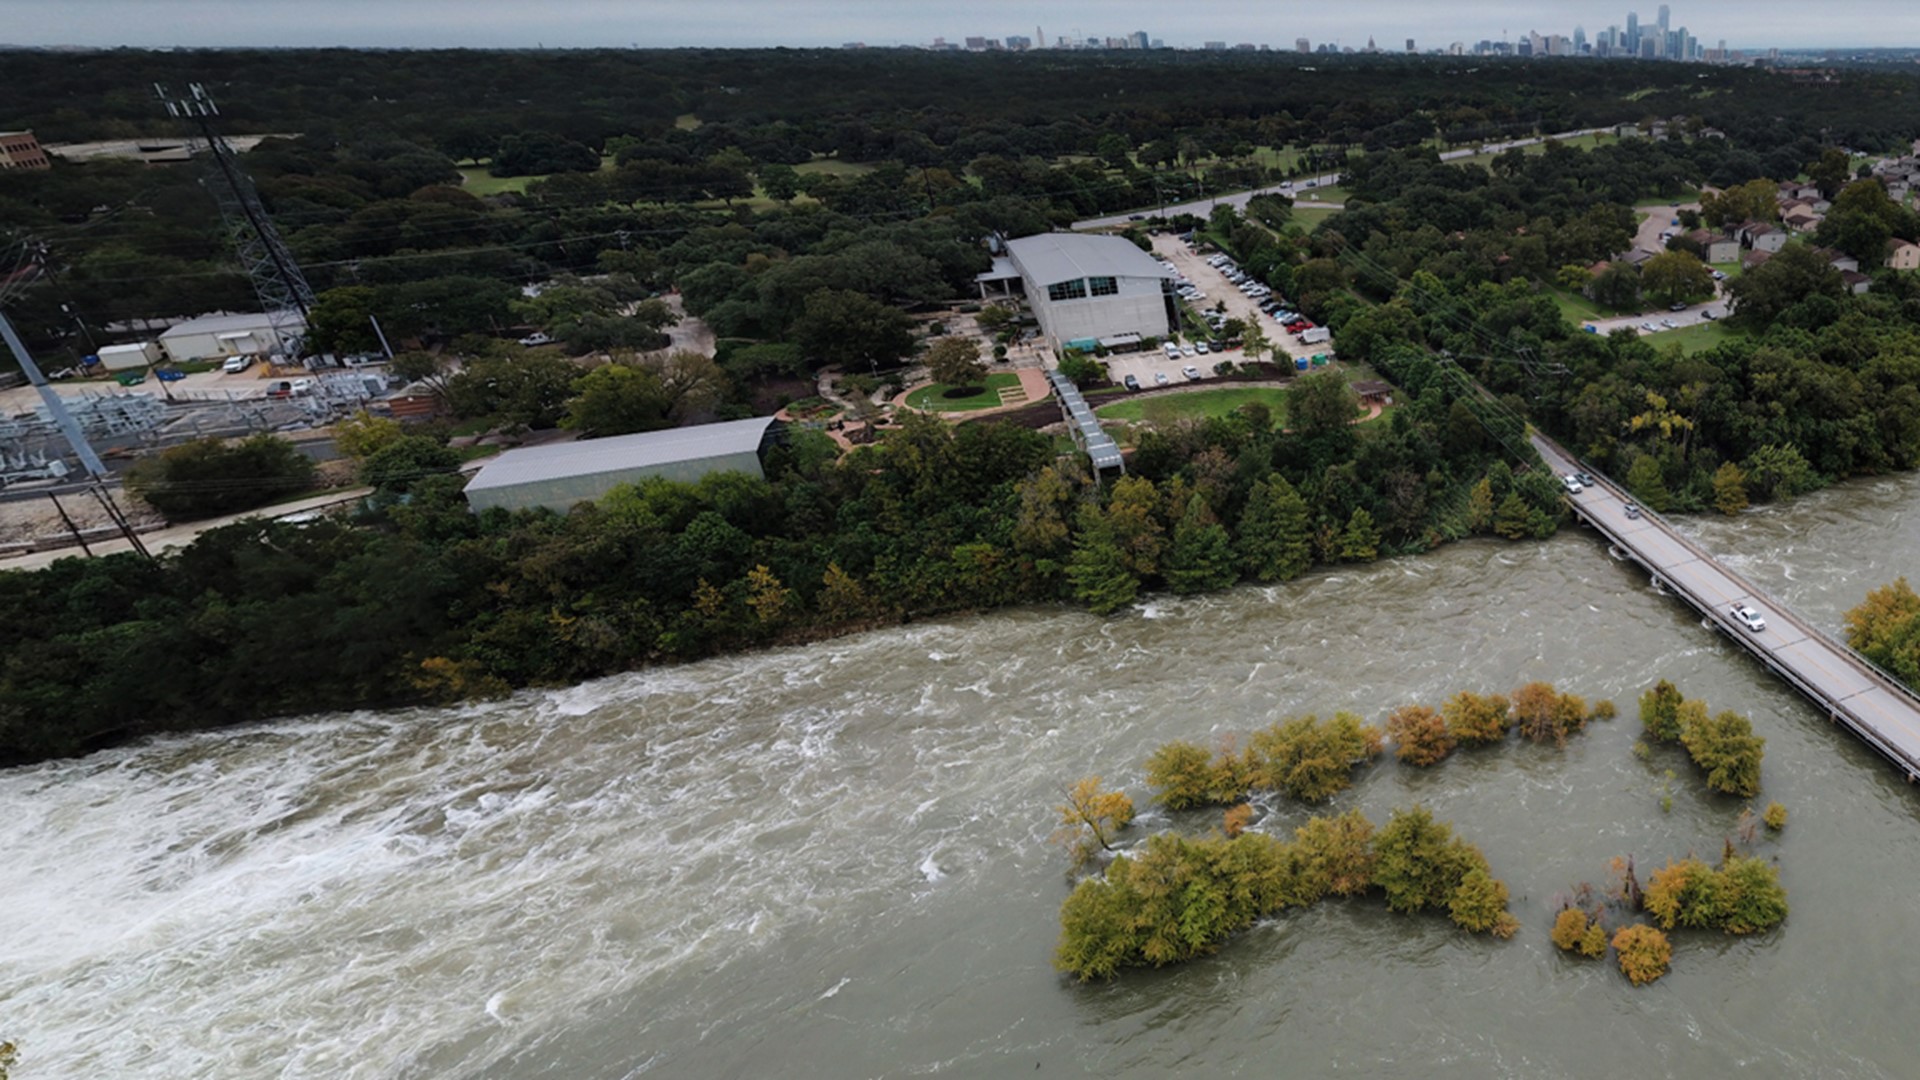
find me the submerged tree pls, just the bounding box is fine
[1053,776,1136,867]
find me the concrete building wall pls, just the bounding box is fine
[463,450,766,514]
[160,328,277,362]
[1031,275,1170,348]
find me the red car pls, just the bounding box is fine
[1285,320,1313,333]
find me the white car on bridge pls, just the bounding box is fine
[1732,604,1767,633]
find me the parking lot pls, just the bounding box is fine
[1150,233,1333,367]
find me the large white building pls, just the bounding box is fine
[978,233,1176,353]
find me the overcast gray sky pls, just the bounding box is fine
[5,0,1917,50]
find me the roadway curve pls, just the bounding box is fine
[1073,127,1608,230]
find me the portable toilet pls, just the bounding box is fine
[1294,356,1309,371]
[1311,354,1329,367]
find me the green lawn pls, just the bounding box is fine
[1297,185,1348,204]
[1291,206,1343,229]
[674,113,703,131]
[1648,321,1741,354]
[904,372,1021,411]
[1548,288,1636,325]
[1096,385,1291,424]
[458,167,535,196]
[459,155,615,196]
[795,158,875,177]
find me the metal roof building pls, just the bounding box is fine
[463,416,785,514]
[978,233,1176,354]
[159,311,306,363]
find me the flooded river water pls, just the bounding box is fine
[6,474,1920,1078]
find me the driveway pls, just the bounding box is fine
[1632,201,1702,254]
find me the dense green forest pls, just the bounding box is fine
[4,49,1920,766]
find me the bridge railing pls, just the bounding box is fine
[1566,488,1920,778]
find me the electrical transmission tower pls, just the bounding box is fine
[157,83,316,364]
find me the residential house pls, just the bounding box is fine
[1741,223,1788,252]
[1888,239,1920,272]
[1841,269,1873,295]
[1779,182,1820,201]
[1742,249,1775,272]
[1686,229,1740,263]
[1815,247,1860,274]
[1782,209,1821,233]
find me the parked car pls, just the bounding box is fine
[1641,322,1658,332]
[1669,302,1687,312]
[1731,604,1767,633]
[155,369,187,382]
[265,380,293,399]
[1661,319,1678,329]
[1124,374,1141,390]
[1182,343,1196,356]
[1194,341,1210,354]
[1701,309,1718,321]
[222,355,254,374]
[517,332,553,347]
[1182,365,1202,381]
[1154,371,1169,385]
[288,377,315,396]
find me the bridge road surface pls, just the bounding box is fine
[1532,434,1920,781]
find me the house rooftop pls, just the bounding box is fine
[1005,233,1173,288]
[464,416,779,496]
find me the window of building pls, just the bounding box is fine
[1046,279,1088,302]
[1088,276,1118,297]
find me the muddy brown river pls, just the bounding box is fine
[5,472,1920,1078]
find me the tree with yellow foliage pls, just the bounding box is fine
[1054,776,1136,867]
[1612,924,1672,985]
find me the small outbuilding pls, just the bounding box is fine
[462,416,785,514]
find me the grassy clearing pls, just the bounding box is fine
[904,372,1021,412]
[1549,288,1629,325]
[796,158,875,177]
[674,114,702,131]
[1291,206,1343,229]
[459,155,615,196]
[458,167,535,196]
[1649,321,1740,354]
[1096,385,1291,424]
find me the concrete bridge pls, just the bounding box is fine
[1534,435,1920,781]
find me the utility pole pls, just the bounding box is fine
[157,83,316,368]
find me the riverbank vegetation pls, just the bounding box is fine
[0,380,1559,765]
[1054,805,1516,980]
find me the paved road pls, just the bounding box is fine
[1534,434,1920,779]
[0,487,375,572]
[1074,127,1606,229]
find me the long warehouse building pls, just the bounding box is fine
[463,416,785,514]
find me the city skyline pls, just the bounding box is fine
[4,0,1919,51]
